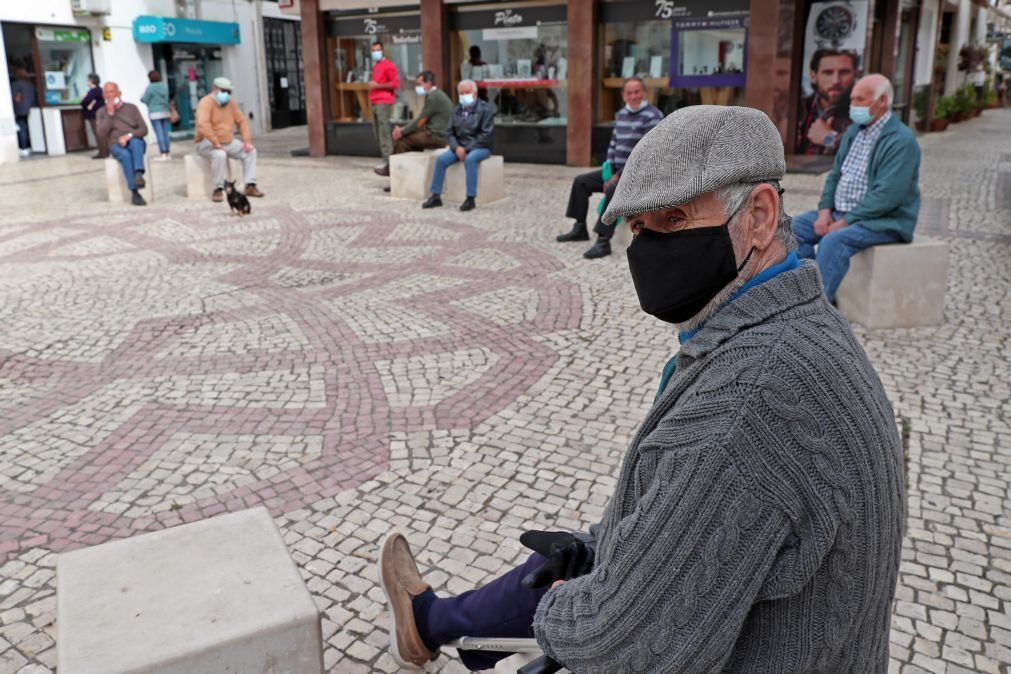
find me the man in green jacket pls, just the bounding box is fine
[387,71,451,160]
[792,73,921,301]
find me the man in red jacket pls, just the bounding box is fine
[370,41,400,176]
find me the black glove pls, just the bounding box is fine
[519,530,595,589]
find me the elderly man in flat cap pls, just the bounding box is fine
[195,76,264,202]
[378,105,905,673]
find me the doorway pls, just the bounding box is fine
[892,6,920,123]
[264,18,306,129]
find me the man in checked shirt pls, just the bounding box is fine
[791,74,921,302]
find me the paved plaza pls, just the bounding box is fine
[0,112,1009,673]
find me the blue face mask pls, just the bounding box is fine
[459,93,475,106]
[850,105,873,126]
[215,91,230,106]
[415,85,428,96]
[371,50,382,62]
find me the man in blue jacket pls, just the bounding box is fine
[792,74,921,301]
[421,79,495,212]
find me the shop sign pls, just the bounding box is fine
[36,28,90,43]
[328,14,420,37]
[602,0,747,23]
[482,27,538,40]
[449,4,566,31]
[391,33,421,44]
[133,15,241,45]
[669,15,748,88]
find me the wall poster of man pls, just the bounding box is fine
[796,0,868,155]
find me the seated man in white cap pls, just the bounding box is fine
[195,77,264,202]
[378,105,905,673]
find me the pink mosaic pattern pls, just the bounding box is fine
[0,205,581,561]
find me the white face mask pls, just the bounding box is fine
[625,100,644,113]
[459,93,475,106]
[415,85,428,96]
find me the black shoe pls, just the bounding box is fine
[131,189,147,206]
[134,172,146,189]
[556,222,590,242]
[421,195,443,209]
[460,197,476,212]
[383,186,391,193]
[583,238,612,259]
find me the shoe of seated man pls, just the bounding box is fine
[583,237,612,259]
[459,197,476,212]
[212,188,224,203]
[134,172,146,189]
[421,195,443,209]
[131,190,147,207]
[378,533,438,669]
[244,184,265,198]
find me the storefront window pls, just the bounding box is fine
[600,21,672,121]
[154,44,225,132]
[35,26,93,105]
[326,12,423,124]
[449,4,568,126]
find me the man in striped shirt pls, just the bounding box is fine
[556,78,664,259]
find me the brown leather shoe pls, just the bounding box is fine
[374,163,390,177]
[378,533,437,669]
[211,188,224,203]
[244,184,265,198]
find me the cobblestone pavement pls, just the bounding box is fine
[0,112,1009,673]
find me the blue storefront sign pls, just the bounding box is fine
[133,16,240,45]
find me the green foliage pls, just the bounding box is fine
[952,85,977,115]
[913,87,928,118]
[934,96,955,120]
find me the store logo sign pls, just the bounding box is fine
[494,9,523,26]
[363,18,378,34]
[654,0,675,18]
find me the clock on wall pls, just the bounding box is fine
[815,4,856,41]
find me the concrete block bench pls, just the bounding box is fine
[390,149,505,205]
[57,507,323,674]
[390,148,444,200]
[445,154,505,206]
[105,157,152,204]
[185,153,245,199]
[835,239,949,328]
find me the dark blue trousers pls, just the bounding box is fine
[419,552,549,671]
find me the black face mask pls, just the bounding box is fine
[626,221,753,325]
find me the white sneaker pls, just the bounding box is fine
[154,154,171,162]
[19,148,31,158]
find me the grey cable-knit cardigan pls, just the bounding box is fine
[533,262,905,672]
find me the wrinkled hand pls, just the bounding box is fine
[813,208,834,237]
[455,146,466,161]
[807,117,835,146]
[117,134,131,147]
[520,531,594,589]
[243,142,255,153]
[392,126,403,141]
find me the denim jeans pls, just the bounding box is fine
[109,137,147,191]
[429,148,492,198]
[792,209,902,301]
[15,115,29,150]
[150,118,172,154]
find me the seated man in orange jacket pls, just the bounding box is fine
[195,77,264,202]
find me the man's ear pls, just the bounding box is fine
[747,184,780,251]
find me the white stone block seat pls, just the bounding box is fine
[57,507,323,674]
[390,148,445,200]
[389,149,505,206]
[835,238,949,329]
[185,153,245,198]
[444,154,505,206]
[105,156,152,204]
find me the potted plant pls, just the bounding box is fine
[931,96,952,131]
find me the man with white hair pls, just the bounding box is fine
[421,79,495,212]
[380,105,905,672]
[792,74,921,301]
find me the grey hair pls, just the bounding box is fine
[714,181,798,251]
[860,74,894,105]
[458,79,477,93]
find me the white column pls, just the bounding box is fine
[0,28,22,164]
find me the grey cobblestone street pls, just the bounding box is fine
[0,111,1009,673]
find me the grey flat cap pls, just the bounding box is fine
[602,105,785,225]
